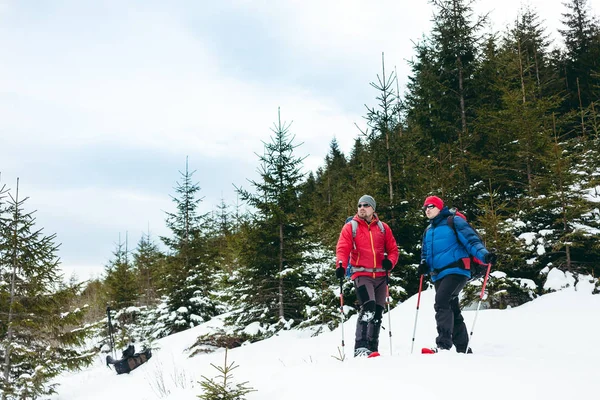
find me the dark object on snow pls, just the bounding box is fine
[106,307,116,358]
[106,345,152,375]
[122,344,135,358]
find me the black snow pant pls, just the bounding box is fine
[353,276,387,352]
[434,274,469,352]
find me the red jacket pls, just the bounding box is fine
[335,214,399,279]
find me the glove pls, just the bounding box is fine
[335,266,346,279]
[484,251,497,265]
[418,259,429,276]
[382,258,393,271]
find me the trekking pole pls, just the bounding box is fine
[385,261,393,356]
[410,274,424,354]
[466,262,492,353]
[106,306,116,359]
[338,262,345,360]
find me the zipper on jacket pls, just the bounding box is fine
[369,222,376,278]
[430,224,435,270]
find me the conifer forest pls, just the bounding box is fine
[1,0,600,398]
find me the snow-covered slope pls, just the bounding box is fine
[50,286,600,400]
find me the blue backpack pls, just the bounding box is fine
[344,216,386,278]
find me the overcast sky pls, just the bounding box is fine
[0,0,595,281]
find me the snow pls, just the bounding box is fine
[544,268,576,291]
[50,275,600,400]
[518,232,536,245]
[573,222,600,235]
[243,321,263,336]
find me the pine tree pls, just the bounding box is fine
[362,54,424,293]
[362,53,401,205]
[508,7,555,98]
[302,139,351,247]
[77,278,109,323]
[206,198,237,275]
[0,180,93,399]
[472,10,559,201]
[132,230,164,305]
[104,234,139,307]
[404,0,488,199]
[233,109,320,332]
[473,183,530,277]
[558,0,600,114]
[532,116,600,275]
[160,158,215,333]
[197,348,255,400]
[345,138,377,201]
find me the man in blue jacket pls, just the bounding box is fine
[419,195,496,353]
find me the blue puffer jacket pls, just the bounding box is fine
[421,207,490,282]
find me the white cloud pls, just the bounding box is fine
[0,0,583,279]
[0,5,359,167]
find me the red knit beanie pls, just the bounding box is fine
[423,196,444,210]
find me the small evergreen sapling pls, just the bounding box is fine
[197,348,255,400]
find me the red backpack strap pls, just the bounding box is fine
[461,257,471,270]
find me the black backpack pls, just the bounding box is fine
[106,345,152,375]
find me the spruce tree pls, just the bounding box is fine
[0,180,93,399]
[467,7,560,208]
[404,0,488,199]
[362,53,401,205]
[362,54,424,296]
[206,198,237,275]
[160,158,216,333]
[197,348,255,400]
[303,139,351,247]
[346,138,376,200]
[104,235,139,307]
[558,0,600,115]
[233,109,320,332]
[132,230,164,305]
[532,117,600,276]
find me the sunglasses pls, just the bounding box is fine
[357,203,371,208]
[423,204,436,210]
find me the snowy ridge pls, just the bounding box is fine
[50,286,600,400]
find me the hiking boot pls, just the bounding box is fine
[354,347,373,357]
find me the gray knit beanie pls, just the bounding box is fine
[358,195,376,211]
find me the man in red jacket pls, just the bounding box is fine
[335,195,399,357]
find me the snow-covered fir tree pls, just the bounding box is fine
[160,158,216,334]
[231,109,327,336]
[0,180,94,399]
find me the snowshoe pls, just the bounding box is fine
[354,347,373,357]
